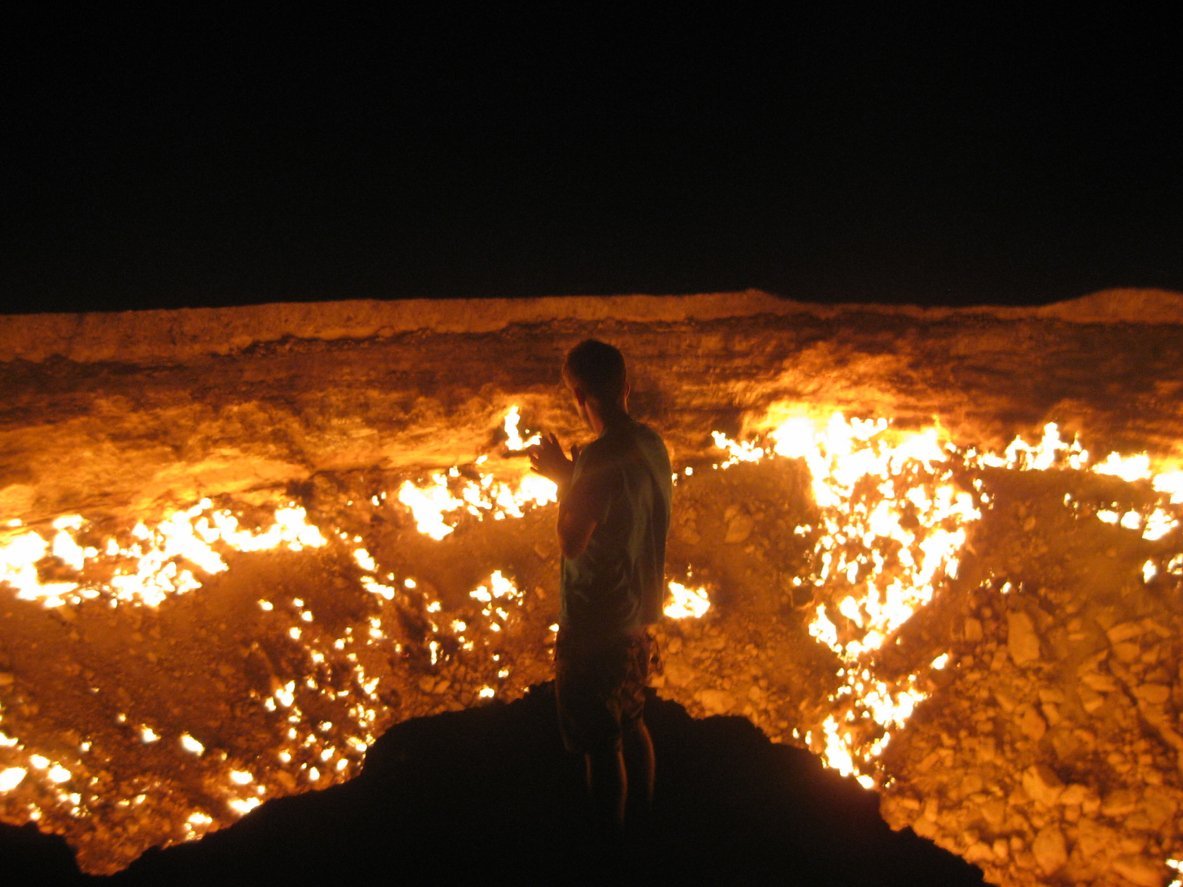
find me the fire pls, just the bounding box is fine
[503,405,542,451]
[707,409,1183,789]
[0,767,27,792]
[0,501,326,609]
[395,412,558,540]
[2,400,1181,875]
[664,580,711,620]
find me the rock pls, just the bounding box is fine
[1112,855,1165,887]
[1031,825,1068,875]
[1080,671,1118,692]
[1078,685,1105,713]
[695,688,735,716]
[1016,704,1047,741]
[964,617,983,642]
[1101,788,1138,817]
[1007,610,1040,664]
[1022,764,1064,804]
[1113,641,1141,662]
[992,686,1018,712]
[879,793,918,829]
[662,659,693,687]
[964,841,993,864]
[979,797,1006,828]
[1107,621,1143,643]
[0,671,13,686]
[1075,819,1117,859]
[1142,618,1172,638]
[1142,787,1179,830]
[1134,683,1170,705]
[724,511,754,544]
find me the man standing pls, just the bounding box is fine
[529,339,673,838]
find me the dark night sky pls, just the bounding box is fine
[2,7,1180,314]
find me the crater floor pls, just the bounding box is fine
[2,290,1181,885]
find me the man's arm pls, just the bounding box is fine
[528,433,578,497]
[557,457,612,559]
[530,433,611,559]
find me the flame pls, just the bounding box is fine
[503,405,542,451]
[0,767,27,792]
[705,410,1183,790]
[0,501,326,609]
[396,411,558,540]
[3,400,1181,865]
[664,580,711,619]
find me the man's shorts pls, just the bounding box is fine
[554,628,658,754]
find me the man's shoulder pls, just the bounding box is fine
[630,420,668,452]
[588,421,667,461]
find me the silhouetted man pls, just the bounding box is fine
[529,339,672,838]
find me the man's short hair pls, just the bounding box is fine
[563,339,627,405]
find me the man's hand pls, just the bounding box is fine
[528,432,579,492]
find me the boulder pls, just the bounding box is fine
[1031,824,1068,875]
[1112,855,1166,887]
[695,688,736,716]
[1134,683,1170,705]
[1015,704,1047,741]
[1007,610,1040,664]
[1022,764,1064,805]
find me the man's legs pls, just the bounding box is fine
[584,744,627,838]
[557,630,655,837]
[623,717,655,814]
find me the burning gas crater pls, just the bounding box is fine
[2,402,1182,883]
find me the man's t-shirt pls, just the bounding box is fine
[559,418,672,638]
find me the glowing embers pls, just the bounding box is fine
[252,595,388,793]
[0,501,326,608]
[0,734,84,823]
[468,569,524,633]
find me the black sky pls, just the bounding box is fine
[3,7,1180,313]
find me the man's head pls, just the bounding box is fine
[562,339,629,430]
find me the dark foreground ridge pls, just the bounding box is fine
[2,687,983,886]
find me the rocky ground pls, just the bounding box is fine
[1,290,1181,885]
